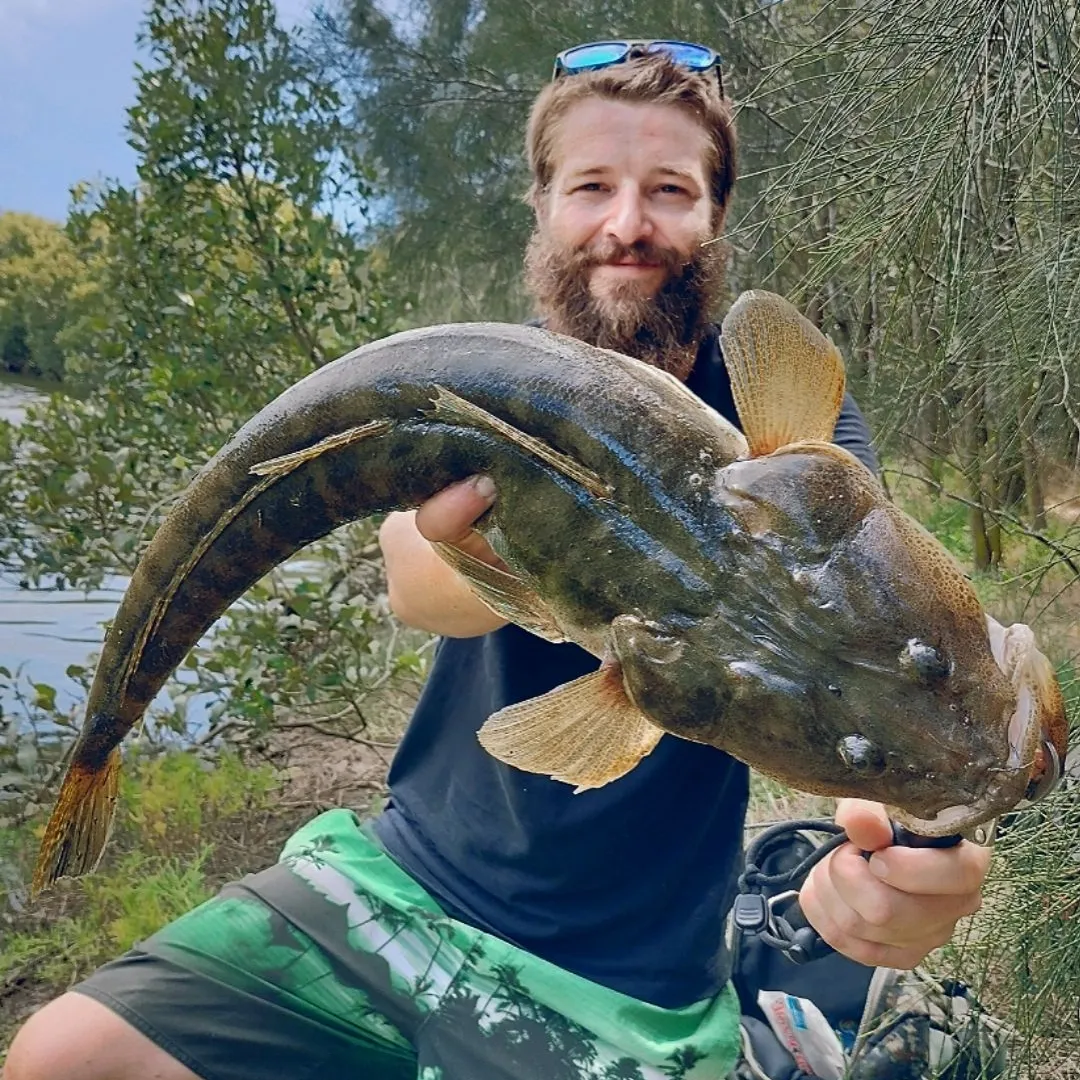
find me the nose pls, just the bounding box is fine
[603,183,654,246]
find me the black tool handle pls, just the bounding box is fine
[864,822,962,858]
[891,823,963,849]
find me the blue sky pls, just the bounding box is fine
[0,0,311,223]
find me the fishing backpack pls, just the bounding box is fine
[728,824,1010,1080]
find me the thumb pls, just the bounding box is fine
[835,798,894,853]
[415,475,497,545]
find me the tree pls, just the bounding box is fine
[0,0,399,590]
[0,212,93,380]
[316,0,777,323]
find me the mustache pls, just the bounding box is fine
[522,226,728,380]
[572,239,685,273]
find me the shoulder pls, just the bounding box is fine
[833,391,880,475]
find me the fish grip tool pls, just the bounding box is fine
[734,820,962,965]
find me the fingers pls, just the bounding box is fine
[414,475,497,544]
[834,797,990,894]
[413,475,504,567]
[835,798,893,852]
[798,799,990,968]
[863,839,991,897]
[798,868,956,969]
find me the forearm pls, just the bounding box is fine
[379,510,508,637]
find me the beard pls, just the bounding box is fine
[523,228,727,381]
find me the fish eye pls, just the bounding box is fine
[837,734,886,777]
[900,639,951,684]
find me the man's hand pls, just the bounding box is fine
[380,476,509,637]
[797,799,990,969]
[413,475,505,566]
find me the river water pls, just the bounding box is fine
[0,379,199,726]
[0,378,333,729]
[0,378,128,719]
[0,381,47,426]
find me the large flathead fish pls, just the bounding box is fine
[33,291,1067,894]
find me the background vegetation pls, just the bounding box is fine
[1,0,1078,1074]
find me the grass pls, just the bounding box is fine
[0,750,309,1059]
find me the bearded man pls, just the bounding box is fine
[6,42,990,1080]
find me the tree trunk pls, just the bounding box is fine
[959,389,996,572]
[1021,428,1047,531]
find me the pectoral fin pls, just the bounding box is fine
[431,541,565,643]
[720,291,846,457]
[477,664,664,792]
[430,386,612,498]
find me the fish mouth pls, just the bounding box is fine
[989,616,1068,800]
[888,617,1067,837]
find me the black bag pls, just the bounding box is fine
[729,825,1009,1080]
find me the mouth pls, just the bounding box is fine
[989,616,1067,797]
[889,617,1067,837]
[602,261,661,272]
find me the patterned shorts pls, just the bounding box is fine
[76,809,741,1080]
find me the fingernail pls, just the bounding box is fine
[470,474,496,500]
[868,856,889,881]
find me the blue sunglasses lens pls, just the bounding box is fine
[561,42,628,72]
[646,41,716,69]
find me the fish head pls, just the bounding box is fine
[798,462,1069,834]
[620,441,1068,834]
[704,289,1068,831]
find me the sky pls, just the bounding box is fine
[0,0,313,223]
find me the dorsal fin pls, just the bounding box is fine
[720,291,846,457]
[430,385,612,498]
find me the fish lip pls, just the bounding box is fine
[887,768,1027,837]
[1020,738,1062,805]
[991,616,1067,795]
[889,620,1066,837]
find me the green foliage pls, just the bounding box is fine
[0,751,276,986]
[0,663,86,817]
[0,213,93,380]
[118,750,278,843]
[162,523,430,740]
[0,0,400,591]
[325,0,1080,577]
[320,0,765,322]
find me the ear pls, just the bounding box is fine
[525,180,549,216]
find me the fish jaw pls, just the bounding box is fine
[986,616,1068,799]
[887,618,1068,836]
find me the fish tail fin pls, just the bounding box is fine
[31,748,121,897]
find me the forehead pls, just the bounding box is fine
[549,98,711,178]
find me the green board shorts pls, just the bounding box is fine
[75,808,741,1080]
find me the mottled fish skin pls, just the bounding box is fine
[88,323,747,731]
[32,322,749,891]
[33,303,1068,891]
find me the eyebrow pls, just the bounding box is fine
[564,165,703,185]
[654,167,702,186]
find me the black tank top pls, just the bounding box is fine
[373,326,879,1007]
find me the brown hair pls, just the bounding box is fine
[525,53,737,223]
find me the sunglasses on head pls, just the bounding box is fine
[552,40,724,94]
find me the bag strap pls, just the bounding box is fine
[734,820,848,964]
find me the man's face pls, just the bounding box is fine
[525,97,726,376]
[544,98,715,302]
